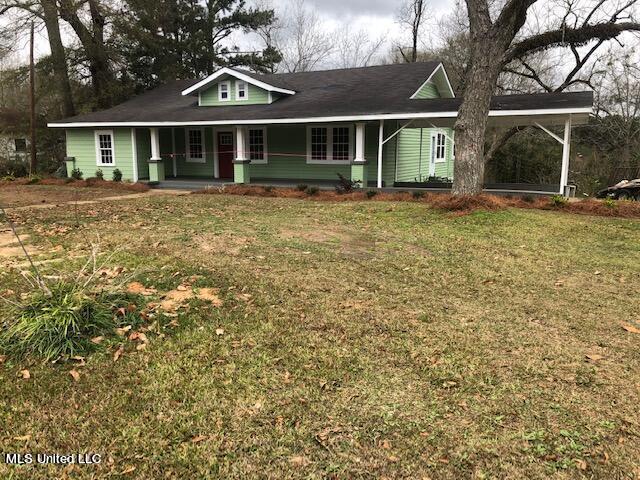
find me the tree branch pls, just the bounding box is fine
[505,21,640,63]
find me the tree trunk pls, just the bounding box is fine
[41,0,75,117]
[452,55,503,195]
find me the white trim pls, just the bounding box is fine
[428,123,455,144]
[377,120,384,188]
[185,127,206,163]
[150,127,161,161]
[181,67,296,96]
[268,91,273,104]
[560,116,572,195]
[218,81,231,102]
[131,128,138,182]
[235,126,247,161]
[236,80,248,101]
[212,127,219,178]
[306,124,354,164]
[410,63,456,99]
[534,122,564,144]
[94,129,115,166]
[246,126,268,164]
[48,107,592,129]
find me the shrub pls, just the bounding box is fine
[70,167,83,180]
[412,191,425,199]
[549,194,568,208]
[0,282,124,361]
[0,157,28,177]
[305,186,319,196]
[603,198,617,209]
[521,194,535,203]
[296,184,308,191]
[335,173,359,194]
[1,175,15,182]
[27,175,41,185]
[95,169,104,180]
[112,168,123,182]
[366,190,378,199]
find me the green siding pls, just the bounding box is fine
[413,82,440,99]
[66,128,135,180]
[200,80,271,106]
[160,127,216,177]
[395,128,454,182]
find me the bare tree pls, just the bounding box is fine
[451,0,640,195]
[396,0,428,63]
[335,26,386,69]
[275,0,334,72]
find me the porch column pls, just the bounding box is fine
[377,120,384,188]
[233,126,251,184]
[148,127,165,183]
[560,116,572,196]
[351,122,367,188]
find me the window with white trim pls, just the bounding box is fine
[218,81,230,101]
[236,81,247,101]
[95,130,115,166]
[186,128,205,162]
[307,125,352,164]
[247,127,267,164]
[434,133,446,162]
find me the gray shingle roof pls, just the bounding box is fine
[51,62,593,125]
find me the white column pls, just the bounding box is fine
[235,126,247,161]
[559,116,572,195]
[354,122,366,162]
[377,120,384,188]
[150,127,161,161]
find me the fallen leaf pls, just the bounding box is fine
[91,336,104,344]
[121,466,136,475]
[136,343,147,351]
[554,281,564,287]
[215,328,224,336]
[113,346,124,362]
[0,355,6,363]
[20,369,30,379]
[13,435,31,441]
[586,354,603,362]
[69,370,80,382]
[126,282,156,296]
[622,323,640,334]
[177,285,189,291]
[191,435,207,443]
[71,356,86,366]
[575,458,587,470]
[115,325,132,336]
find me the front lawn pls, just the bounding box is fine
[1,190,639,479]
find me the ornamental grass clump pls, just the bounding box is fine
[0,282,120,361]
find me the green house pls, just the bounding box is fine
[49,62,592,193]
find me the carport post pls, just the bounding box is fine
[377,120,384,188]
[560,116,572,195]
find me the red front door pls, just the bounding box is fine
[218,132,234,179]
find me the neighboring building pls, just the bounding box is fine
[48,62,592,193]
[0,108,30,164]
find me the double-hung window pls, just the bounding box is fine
[434,132,446,162]
[247,127,267,164]
[186,128,205,162]
[307,125,352,164]
[236,81,247,101]
[218,81,230,101]
[95,130,115,166]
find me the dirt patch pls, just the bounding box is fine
[0,230,34,258]
[280,226,375,258]
[195,233,252,256]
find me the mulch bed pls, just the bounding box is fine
[195,184,640,219]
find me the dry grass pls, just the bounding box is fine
[1,188,639,479]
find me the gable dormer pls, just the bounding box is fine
[182,67,295,107]
[410,63,455,99]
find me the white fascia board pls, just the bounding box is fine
[410,63,456,99]
[48,107,592,128]
[181,67,295,96]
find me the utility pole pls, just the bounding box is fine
[29,21,37,174]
